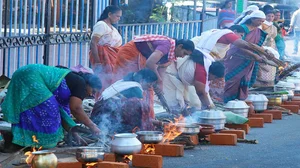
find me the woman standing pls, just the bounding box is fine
[90,5,122,90]
[254,10,279,87]
[1,64,101,150]
[217,0,236,29]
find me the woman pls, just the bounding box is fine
[254,10,279,87]
[223,10,278,103]
[217,0,236,29]
[114,35,194,119]
[273,9,286,60]
[115,35,194,87]
[163,50,225,112]
[1,64,101,150]
[91,69,158,133]
[90,5,122,90]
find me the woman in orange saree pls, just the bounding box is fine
[89,6,122,91]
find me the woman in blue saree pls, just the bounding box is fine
[1,64,102,152]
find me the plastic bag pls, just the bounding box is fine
[223,111,248,124]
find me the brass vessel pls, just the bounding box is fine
[31,150,58,168]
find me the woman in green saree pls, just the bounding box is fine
[1,64,101,151]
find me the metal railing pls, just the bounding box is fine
[0,0,217,78]
[118,17,218,44]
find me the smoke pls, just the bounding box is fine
[183,111,202,124]
[91,99,124,148]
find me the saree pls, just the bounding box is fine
[254,22,278,87]
[89,21,122,91]
[223,25,267,103]
[1,64,75,148]
[217,9,235,29]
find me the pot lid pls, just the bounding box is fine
[114,133,137,138]
[286,78,300,85]
[276,81,295,88]
[246,94,268,102]
[292,71,300,78]
[224,100,249,109]
[195,110,226,119]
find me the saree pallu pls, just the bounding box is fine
[91,97,154,133]
[115,41,155,120]
[224,26,266,103]
[1,64,75,148]
[90,45,119,91]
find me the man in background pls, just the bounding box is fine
[289,3,300,55]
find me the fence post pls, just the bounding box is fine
[43,0,52,65]
[2,0,9,75]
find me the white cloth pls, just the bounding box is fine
[163,60,201,109]
[234,5,259,24]
[239,10,266,25]
[177,56,196,86]
[91,21,122,47]
[191,29,231,92]
[163,62,189,108]
[101,80,143,100]
[263,46,280,59]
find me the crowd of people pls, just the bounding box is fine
[0,2,292,151]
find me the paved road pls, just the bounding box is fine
[163,114,300,168]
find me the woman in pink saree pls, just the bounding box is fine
[224,11,268,103]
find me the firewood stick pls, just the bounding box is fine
[237,139,258,144]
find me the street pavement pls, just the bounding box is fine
[163,114,300,168]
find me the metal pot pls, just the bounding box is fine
[31,150,58,168]
[266,95,282,106]
[173,123,201,135]
[136,131,163,144]
[76,147,105,163]
[281,94,288,102]
[111,133,142,155]
[194,110,226,130]
[287,90,294,100]
[246,94,268,111]
[224,100,249,117]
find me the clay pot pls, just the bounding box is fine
[245,101,255,117]
[197,124,215,137]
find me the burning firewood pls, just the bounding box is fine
[276,63,300,82]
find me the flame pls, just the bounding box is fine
[143,144,155,154]
[24,135,42,165]
[162,115,184,143]
[278,62,289,75]
[32,135,39,143]
[86,162,98,168]
[123,155,133,163]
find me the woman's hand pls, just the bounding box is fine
[89,123,101,135]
